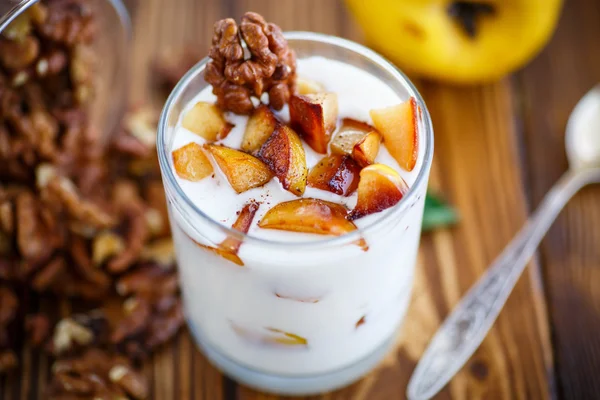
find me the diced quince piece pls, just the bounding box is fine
[188,232,245,266]
[191,202,259,267]
[241,105,278,153]
[275,292,320,303]
[232,202,258,233]
[265,328,307,346]
[330,119,381,166]
[350,164,409,220]
[307,155,360,196]
[205,144,273,193]
[182,101,233,141]
[231,323,308,347]
[330,130,365,156]
[289,93,338,154]
[340,118,377,135]
[296,77,325,95]
[257,125,307,196]
[197,245,245,266]
[353,131,381,167]
[219,202,259,254]
[172,142,213,181]
[370,97,419,171]
[259,198,358,236]
[356,316,366,328]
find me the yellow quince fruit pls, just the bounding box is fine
[345,0,563,84]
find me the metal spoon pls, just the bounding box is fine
[407,85,600,400]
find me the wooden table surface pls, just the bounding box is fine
[3,0,600,399]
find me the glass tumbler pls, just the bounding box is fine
[157,32,434,395]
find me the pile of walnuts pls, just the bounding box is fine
[0,1,190,398]
[0,0,96,183]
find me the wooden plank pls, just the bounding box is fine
[417,81,554,400]
[0,0,559,399]
[516,0,600,398]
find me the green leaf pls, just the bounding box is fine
[422,192,459,232]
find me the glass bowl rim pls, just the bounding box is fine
[157,31,434,250]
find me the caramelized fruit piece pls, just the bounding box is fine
[259,198,358,236]
[350,164,409,220]
[219,202,259,254]
[296,77,325,95]
[355,238,369,251]
[206,144,273,193]
[307,155,360,196]
[330,130,365,156]
[191,202,259,267]
[275,293,320,303]
[231,323,308,347]
[370,97,419,171]
[241,105,278,154]
[197,245,245,266]
[257,125,308,196]
[330,119,381,167]
[353,131,381,167]
[356,316,366,329]
[264,328,307,346]
[340,118,377,134]
[330,118,375,155]
[171,142,213,181]
[289,93,338,154]
[182,101,234,141]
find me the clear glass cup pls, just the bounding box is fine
[157,32,434,395]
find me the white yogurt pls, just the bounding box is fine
[167,57,429,382]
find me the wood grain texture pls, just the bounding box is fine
[5,0,593,398]
[125,1,555,399]
[516,0,600,398]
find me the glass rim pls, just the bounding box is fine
[157,31,434,250]
[0,0,39,34]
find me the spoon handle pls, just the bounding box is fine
[407,169,592,400]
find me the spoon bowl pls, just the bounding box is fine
[566,84,600,169]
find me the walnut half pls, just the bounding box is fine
[205,12,296,114]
